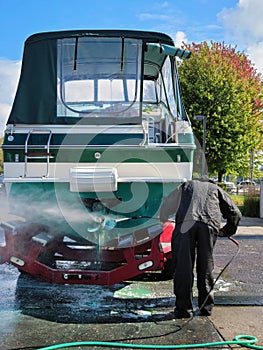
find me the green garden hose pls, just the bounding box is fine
[38,335,262,350]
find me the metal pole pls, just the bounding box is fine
[194,115,207,176]
[202,116,207,176]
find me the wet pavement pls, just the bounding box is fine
[0,188,263,349]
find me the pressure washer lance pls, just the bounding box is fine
[197,235,240,316]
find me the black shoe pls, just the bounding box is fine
[174,308,193,319]
[199,309,212,316]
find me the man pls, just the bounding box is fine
[160,177,241,318]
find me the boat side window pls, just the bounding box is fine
[142,59,171,116]
[142,56,180,120]
[160,56,177,118]
[57,37,142,119]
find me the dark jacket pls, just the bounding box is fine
[160,179,242,236]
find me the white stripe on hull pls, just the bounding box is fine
[4,162,193,183]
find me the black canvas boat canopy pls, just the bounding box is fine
[7,30,191,126]
[25,29,176,45]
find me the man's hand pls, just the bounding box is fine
[218,227,228,237]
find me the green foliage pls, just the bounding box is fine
[230,194,245,207]
[216,182,227,191]
[179,41,263,180]
[243,196,260,217]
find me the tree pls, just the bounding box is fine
[178,41,263,182]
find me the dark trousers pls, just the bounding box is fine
[172,221,217,315]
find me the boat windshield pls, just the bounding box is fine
[7,31,191,126]
[57,37,142,119]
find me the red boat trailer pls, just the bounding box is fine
[0,221,174,285]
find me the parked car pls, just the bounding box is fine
[224,181,237,194]
[237,180,260,194]
[237,180,256,187]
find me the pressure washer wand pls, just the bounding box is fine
[198,235,240,314]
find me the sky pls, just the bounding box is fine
[0,0,263,135]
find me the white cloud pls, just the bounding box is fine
[219,0,263,73]
[219,0,263,42]
[174,31,188,47]
[0,103,12,137]
[247,42,263,75]
[160,1,169,8]
[0,59,21,135]
[137,13,170,21]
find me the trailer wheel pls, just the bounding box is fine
[162,258,174,279]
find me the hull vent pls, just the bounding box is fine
[70,167,118,192]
